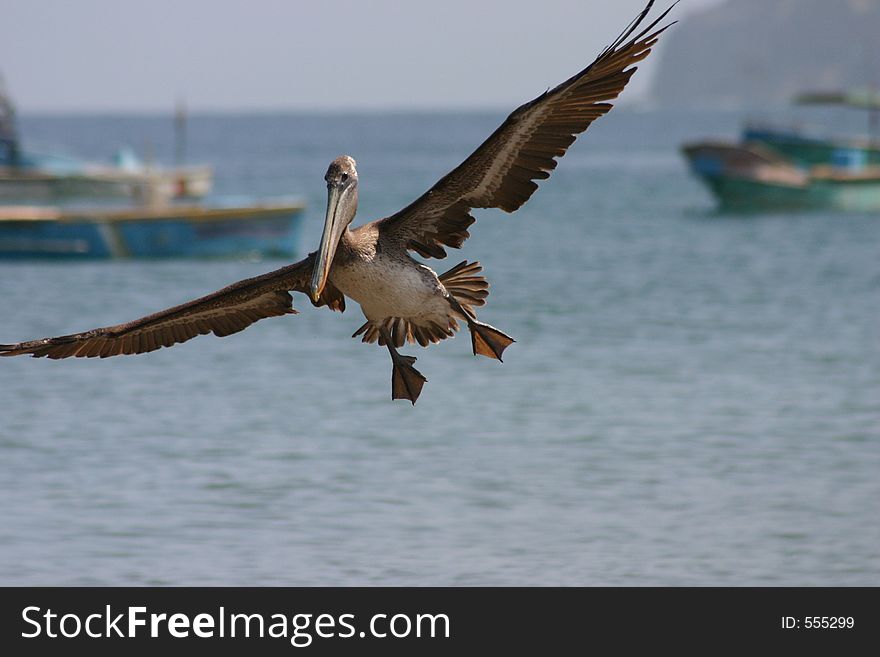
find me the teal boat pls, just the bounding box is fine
[0,201,304,259]
[682,141,880,212]
[740,125,880,169]
[683,89,880,212]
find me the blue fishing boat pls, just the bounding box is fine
[0,201,304,259]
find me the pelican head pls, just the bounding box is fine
[310,155,359,303]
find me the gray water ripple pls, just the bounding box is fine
[1,110,878,585]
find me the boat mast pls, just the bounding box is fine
[174,98,187,167]
[0,74,21,167]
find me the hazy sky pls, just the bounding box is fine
[3,0,721,113]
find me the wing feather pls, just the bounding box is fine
[377,1,675,258]
[0,253,345,359]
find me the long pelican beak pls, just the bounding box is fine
[310,182,347,303]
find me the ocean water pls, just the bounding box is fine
[1,109,878,585]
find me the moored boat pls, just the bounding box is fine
[682,141,880,212]
[0,161,213,203]
[741,124,880,169]
[683,89,880,212]
[0,77,212,201]
[0,201,304,259]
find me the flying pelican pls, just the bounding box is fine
[0,2,674,404]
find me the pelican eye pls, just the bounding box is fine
[341,172,349,182]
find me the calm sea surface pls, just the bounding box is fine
[1,109,878,585]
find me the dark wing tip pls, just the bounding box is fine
[604,1,676,57]
[0,336,73,358]
[631,2,678,45]
[608,0,656,50]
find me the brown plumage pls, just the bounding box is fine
[0,2,674,403]
[0,256,344,359]
[378,1,675,259]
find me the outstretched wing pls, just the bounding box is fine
[0,254,345,359]
[377,0,675,259]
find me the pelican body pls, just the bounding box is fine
[304,155,513,400]
[0,2,674,404]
